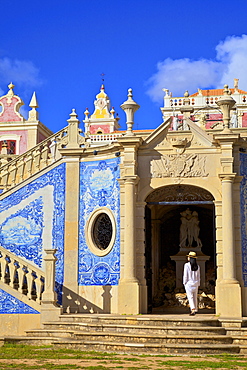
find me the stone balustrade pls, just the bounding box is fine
[0,126,68,192]
[0,245,45,304]
[89,133,123,143]
[166,94,246,108]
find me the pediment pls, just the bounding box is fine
[184,118,216,147]
[143,117,217,151]
[143,117,172,148]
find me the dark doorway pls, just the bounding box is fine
[145,185,216,314]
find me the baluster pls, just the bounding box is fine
[4,256,10,284]
[40,276,45,301]
[1,167,10,191]
[25,153,34,178]
[18,265,25,294]
[49,141,56,163]
[35,274,42,304]
[33,147,41,171]
[26,268,33,299]
[8,163,18,187]
[40,143,49,168]
[16,158,25,185]
[13,261,19,290]
[22,266,28,295]
[8,257,16,288]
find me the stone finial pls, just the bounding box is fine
[120,88,140,136]
[216,85,236,132]
[29,91,39,108]
[234,78,239,90]
[223,84,231,96]
[84,107,90,120]
[7,82,15,98]
[110,107,115,118]
[28,92,39,121]
[183,90,190,107]
[66,109,81,148]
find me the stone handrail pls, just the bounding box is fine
[0,126,68,192]
[0,245,45,304]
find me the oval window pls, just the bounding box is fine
[93,213,113,250]
[85,208,116,256]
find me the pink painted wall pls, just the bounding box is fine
[0,97,23,122]
[242,113,247,127]
[0,130,28,154]
[90,125,111,134]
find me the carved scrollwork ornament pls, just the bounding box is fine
[151,153,208,178]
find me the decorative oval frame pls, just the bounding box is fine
[85,207,116,257]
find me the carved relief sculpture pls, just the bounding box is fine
[151,154,208,178]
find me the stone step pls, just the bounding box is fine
[52,339,240,354]
[71,332,233,345]
[26,329,232,344]
[3,336,240,354]
[26,329,75,338]
[42,321,226,336]
[232,336,247,345]
[58,314,220,328]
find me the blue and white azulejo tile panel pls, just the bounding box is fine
[240,153,247,286]
[0,163,65,310]
[0,289,39,314]
[79,158,120,285]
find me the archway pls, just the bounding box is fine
[145,184,216,314]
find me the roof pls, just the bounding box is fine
[190,88,247,97]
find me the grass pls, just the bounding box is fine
[0,344,247,369]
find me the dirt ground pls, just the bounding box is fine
[0,354,247,370]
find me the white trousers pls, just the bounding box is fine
[185,285,198,311]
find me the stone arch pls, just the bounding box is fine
[144,184,216,314]
[145,184,214,204]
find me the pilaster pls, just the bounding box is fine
[117,136,143,314]
[216,173,242,318]
[62,156,80,313]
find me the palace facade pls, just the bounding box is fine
[0,80,247,334]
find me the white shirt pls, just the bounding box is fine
[183,261,200,288]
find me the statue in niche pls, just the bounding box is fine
[179,208,202,249]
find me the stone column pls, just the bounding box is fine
[216,174,242,318]
[118,175,141,314]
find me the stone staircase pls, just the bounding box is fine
[3,314,247,354]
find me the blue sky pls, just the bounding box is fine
[1,0,247,132]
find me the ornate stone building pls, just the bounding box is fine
[0,80,247,334]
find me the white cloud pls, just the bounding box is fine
[0,57,43,96]
[146,34,247,101]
